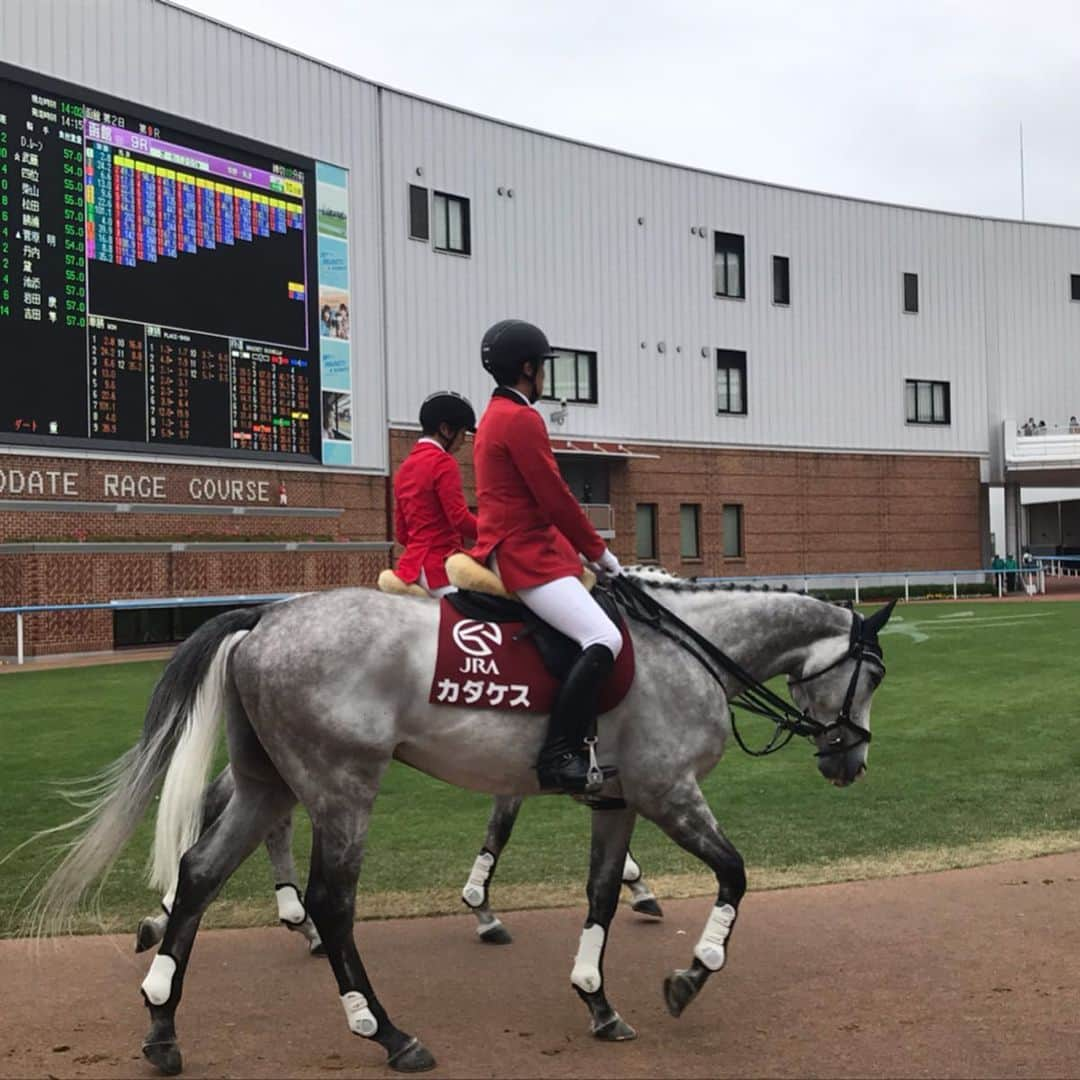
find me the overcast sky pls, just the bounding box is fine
[179,0,1080,225]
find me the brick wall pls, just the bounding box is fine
[610,447,982,576]
[1,434,983,656]
[390,427,982,577]
[0,454,389,542]
[0,547,388,657]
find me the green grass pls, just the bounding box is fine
[2,599,1079,936]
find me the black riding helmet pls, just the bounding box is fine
[481,319,555,385]
[419,391,477,435]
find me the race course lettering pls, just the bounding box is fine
[0,467,79,497]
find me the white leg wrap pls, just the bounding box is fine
[275,884,306,926]
[570,923,606,994]
[341,991,379,1037]
[462,850,495,909]
[694,903,736,971]
[141,954,177,1006]
[161,889,175,917]
[622,853,642,884]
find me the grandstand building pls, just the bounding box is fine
[3,0,1080,656]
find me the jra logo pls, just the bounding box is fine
[452,620,503,676]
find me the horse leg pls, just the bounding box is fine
[140,776,293,1076]
[265,811,323,955]
[135,765,235,954]
[639,778,745,1020]
[571,805,638,1041]
[622,848,663,919]
[305,793,435,1073]
[460,795,521,945]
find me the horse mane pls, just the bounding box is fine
[619,566,856,610]
[622,565,805,597]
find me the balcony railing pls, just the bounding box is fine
[581,502,614,537]
[1003,420,1080,468]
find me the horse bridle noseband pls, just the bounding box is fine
[787,610,884,757]
[611,577,884,759]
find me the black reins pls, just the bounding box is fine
[610,575,883,758]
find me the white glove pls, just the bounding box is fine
[594,548,623,578]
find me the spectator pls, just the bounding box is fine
[1021,417,1035,436]
[1037,420,1048,435]
[991,552,1005,590]
[1070,415,1080,434]
[1005,552,1018,592]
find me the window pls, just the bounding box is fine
[1071,274,1080,302]
[772,255,790,305]
[903,272,919,313]
[408,184,429,241]
[713,231,745,299]
[541,349,598,404]
[558,458,610,503]
[636,503,658,561]
[433,192,470,254]
[905,379,951,425]
[680,504,701,559]
[722,504,743,558]
[716,349,747,415]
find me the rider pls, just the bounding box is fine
[472,319,623,792]
[394,391,479,598]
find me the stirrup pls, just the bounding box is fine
[536,742,616,794]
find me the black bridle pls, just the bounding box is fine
[610,576,884,759]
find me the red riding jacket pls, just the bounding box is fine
[471,388,606,591]
[394,438,478,590]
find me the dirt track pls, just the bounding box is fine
[3,851,1079,1079]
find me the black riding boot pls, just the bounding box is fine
[536,644,617,794]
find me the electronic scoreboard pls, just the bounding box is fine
[0,61,344,462]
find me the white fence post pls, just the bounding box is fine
[853,576,860,605]
[952,574,958,600]
[904,575,910,603]
[16,612,24,666]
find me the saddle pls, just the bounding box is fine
[428,556,634,714]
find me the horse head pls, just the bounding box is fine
[788,599,895,787]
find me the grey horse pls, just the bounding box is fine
[134,784,663,956]
[33,573,892,1074]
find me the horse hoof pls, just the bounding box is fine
[142,1040,183,1076]
[593,1015,637,1041]
[631,897,664,919]
[387,1037,436,1073]
[478,923,513,946]
[135,918,162,954]
[663,970,697,1018]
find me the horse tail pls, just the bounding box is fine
[28,607,263,936]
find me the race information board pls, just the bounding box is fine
[0,61,332,461]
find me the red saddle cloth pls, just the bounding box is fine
[429,598,635,714]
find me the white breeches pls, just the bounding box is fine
[517,574,623,658]
[419,568,456,598]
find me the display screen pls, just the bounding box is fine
[0,61,329,461]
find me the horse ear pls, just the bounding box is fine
[864,598,897,633]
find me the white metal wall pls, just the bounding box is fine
[0,0,387,472]
[7,0,1080,474]
[382,91,1023,458]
